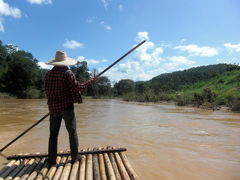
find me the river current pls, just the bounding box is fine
[0,99,239,180]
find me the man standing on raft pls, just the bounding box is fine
[44,50,95,165]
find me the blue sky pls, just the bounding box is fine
[0,0,240,82]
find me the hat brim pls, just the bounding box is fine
[45,57,78,66]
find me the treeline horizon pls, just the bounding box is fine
[0,40,240,111]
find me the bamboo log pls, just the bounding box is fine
[0,159,21,179]
[44,156,61,180]
[78,150,86,180]
[86,148,93,180]
[104,152,116,180]
[53,156,67,180]
[109,152,122,180]
[0,160,16,176]
[60,156,72,180]
[92,148,100,180]
[13,159,34,180]
[6,159,28,180]
[20,158,39,180]
[98,148,107,180]
[119,152,139,180]
[114,152,130,180]
[26,158,45,180]
[7,148,127,160]
[35,158,50,180]
[69,157,79,180]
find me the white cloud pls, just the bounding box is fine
[78,56,108,65]
[86,16,96,23]
[135,32,149,42]
[224,43,240,53]
[100,21,112,30]
[26,0,52,5]
[63,40,84,49]
[159,41,172,48]
[134,32,163,67]
[101,0,112,9]
[105,25,112,30]
[0,0,21,18]
[163,56,195,72]
[174,44,218,56]
[118,4,123,12]
[99,32,166,81]
[101,59,108,62]
[0,20,4,32]
[38,61,52,69]
[104,61,153,82]
[88,19,111,30]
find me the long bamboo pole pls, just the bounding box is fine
[7,148,127,160]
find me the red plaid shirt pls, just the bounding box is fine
[45,66,92,113]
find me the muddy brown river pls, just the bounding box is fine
[0,99,239,180]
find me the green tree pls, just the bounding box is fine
[96,76,112,96]
[71,61,90,82]
[135,81,149,93]
[114,79,135,95]
[3,50,39,97]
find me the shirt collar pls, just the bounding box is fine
[52,66,69,71]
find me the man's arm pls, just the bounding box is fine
[65,70,95,92]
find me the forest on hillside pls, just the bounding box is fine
[0,40,239,111]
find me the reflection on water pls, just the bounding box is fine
[0,99,240,180]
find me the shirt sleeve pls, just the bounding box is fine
[65,70,93,92]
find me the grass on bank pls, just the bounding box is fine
[0,92,16,99]
[123,70,240,111]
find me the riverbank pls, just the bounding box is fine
[122,93,240,112]
[0,92,238,113]
[0,92,16,99]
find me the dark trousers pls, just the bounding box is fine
[48,105,79,162]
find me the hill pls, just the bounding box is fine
[174,69,240,110]
[121,64,240,111]
[149,64,240,92]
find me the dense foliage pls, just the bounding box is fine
[149,64,240,92]
[0,40,113,98]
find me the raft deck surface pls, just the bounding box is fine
[0,147,139,180]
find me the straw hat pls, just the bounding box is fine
[45,50,77,66]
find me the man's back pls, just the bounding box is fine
[45,66,82,113]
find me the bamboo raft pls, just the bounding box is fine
[0,147,139,180]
